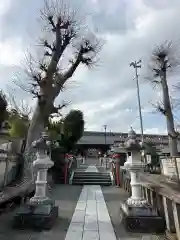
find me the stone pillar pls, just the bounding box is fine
[121,127,165,233]
[13,129,58,230]
[124,148,146,206]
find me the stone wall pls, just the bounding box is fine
[161,157,180,179]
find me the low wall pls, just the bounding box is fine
[161,157,180,179]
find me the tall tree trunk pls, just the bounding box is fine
[25,105,45,151]
[161,70,178,156]
[23,101,52,180]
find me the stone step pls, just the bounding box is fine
[73,176,111,180]
[72,178,112,182]
[72,181,112,186]
[71,166,112,186]
[73,175,110,178]
[74,172,109,175]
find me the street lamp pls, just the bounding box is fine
[130,60,144,143]
[103,125,107,169]
[103,125,107,145]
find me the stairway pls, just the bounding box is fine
[71,170,112,186]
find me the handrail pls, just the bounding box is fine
[120,168,180,240]
[68,159,73,169]
[111,162,115,169]
[64,157,76,184]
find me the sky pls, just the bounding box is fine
[0,0,180,134]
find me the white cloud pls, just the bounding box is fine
[0,0,11,16]
[0,0,179,135]
[0,37,24,66]
[144,128,167,134]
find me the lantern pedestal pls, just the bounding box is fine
[13,203,58,230]
[121,201,165,233]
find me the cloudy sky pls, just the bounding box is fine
[0,0,180,134]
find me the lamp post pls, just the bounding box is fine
[130,60,144,143]
[103,125,107,169]
[103,125,107,145]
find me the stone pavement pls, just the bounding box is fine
[64,165,165,240]
[0,184,82,240]
[65,165,116,240]
[65,185,116,240]
[102,186,165,240]
[0,162,166,240]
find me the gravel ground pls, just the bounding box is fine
[0,184,82,240]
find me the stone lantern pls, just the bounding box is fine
[121,127,165,233]
[30,129,53,205]
[13,129,58,230]
[123,127,146,206]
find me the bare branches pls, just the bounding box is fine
[152,41,172,62]
[149,41,180,79]
[79,38,101,66]
[49,100,71,119]
[6,91,32,119]
[39,0,81,80]
[155,104,166,116]
[63,36,101,78]
[14,54,44,98]
[52,100,70,113]
[150,101,166,116]
[146,41,180,90]
[15,0,102,111]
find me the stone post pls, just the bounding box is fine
[121,127,165,233]
[13,129,58,230]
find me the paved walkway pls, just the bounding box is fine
[64,165,165,240]
[65,166,116,240]
[0,161,166,240]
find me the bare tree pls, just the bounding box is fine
[21,0,101,150]
[7,91,32,120]
[148,41,179,156]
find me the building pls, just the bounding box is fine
[77,131,180,155]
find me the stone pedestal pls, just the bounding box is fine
[121,128,165,233]
[12,129,58,230]
[121,200,165,233]
[13,203,58,230]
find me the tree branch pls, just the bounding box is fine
[64,55,81,79]
[150,101,166,116]
[44,5,77,80]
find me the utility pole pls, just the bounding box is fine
[103,125,107,169]
[130,60,144,143]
